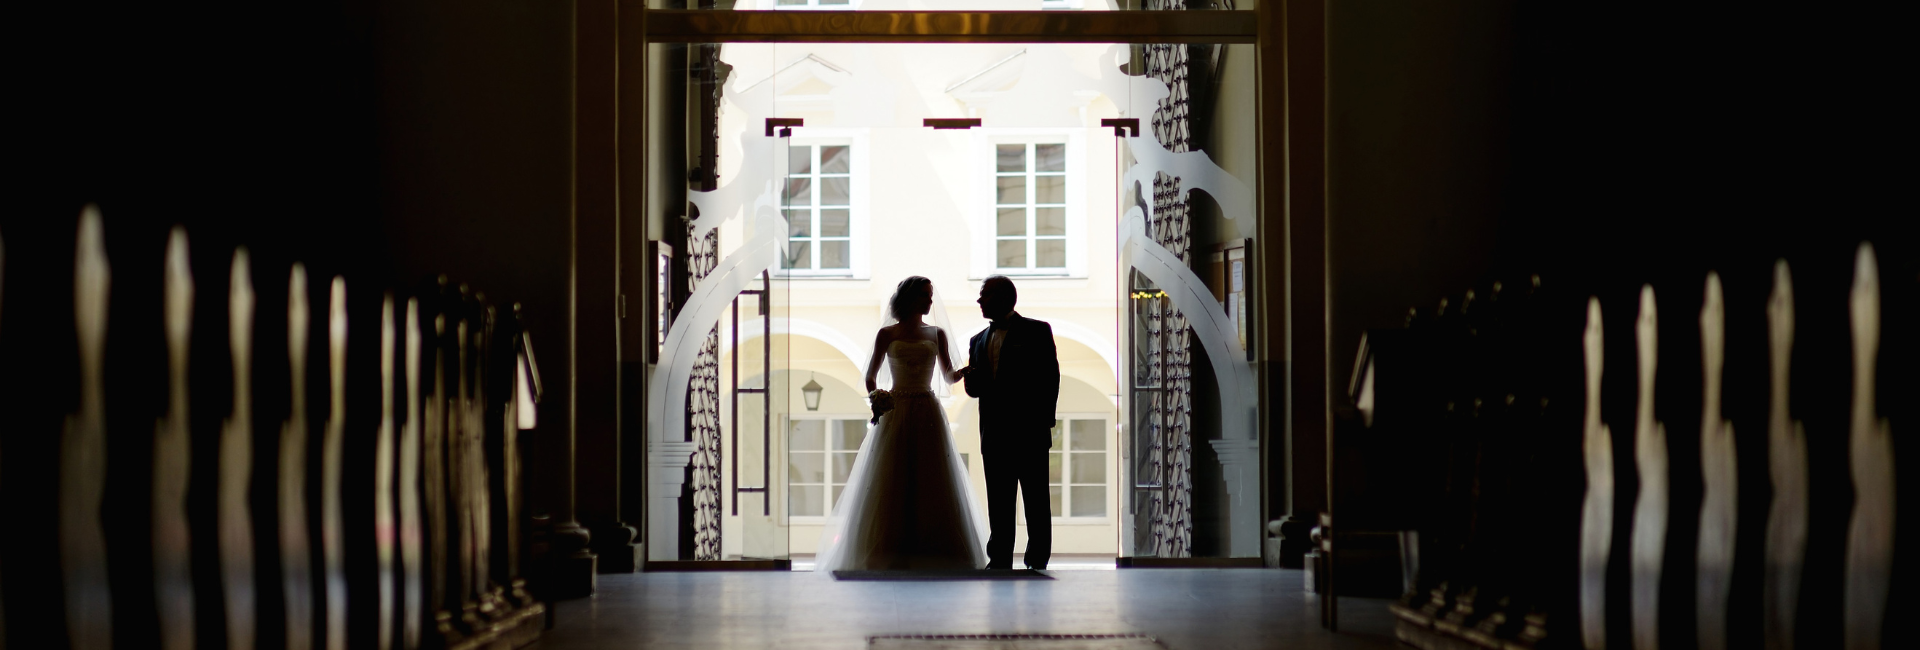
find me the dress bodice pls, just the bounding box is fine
[887,339,939,395]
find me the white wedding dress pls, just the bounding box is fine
[812,339,989,572]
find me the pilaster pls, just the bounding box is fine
[1211,438,1263,558]
[646,442,696,561]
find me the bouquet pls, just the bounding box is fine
[868,389,894,424]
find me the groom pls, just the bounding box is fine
[965,276,1060,570]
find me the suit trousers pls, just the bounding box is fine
[983,447,1051,570]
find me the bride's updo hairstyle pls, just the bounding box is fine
[889,275,934,322]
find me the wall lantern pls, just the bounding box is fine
[802,373,823,411]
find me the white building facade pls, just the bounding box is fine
[710,40,1129,557]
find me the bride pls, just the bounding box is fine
[812,276,990,572]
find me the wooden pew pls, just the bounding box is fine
[1378,242,1904,650]
[2,207,544,650]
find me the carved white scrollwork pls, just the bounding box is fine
[645,58,787,561]
[1111,60,1259,557]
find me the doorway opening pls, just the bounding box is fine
[641,38,1260,568]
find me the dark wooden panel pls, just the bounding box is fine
[1760,260,1807,650]
[1628,287,1668,650]
[10,209,545,650]
[374,296,398,650]
[400,298,426,650]
[60,207,112,650]
[278,265,315,650]
[218,249,260,650]
[1841,244,1892,650]
[319,277,347,650]
[154,228,196,650]
[1696,274,1736,650]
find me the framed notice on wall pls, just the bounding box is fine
[649,240,674,364]
[1209,238,1252,360]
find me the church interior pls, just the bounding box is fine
[4,2,1910,649]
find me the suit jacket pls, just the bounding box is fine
[964,313,1060,455]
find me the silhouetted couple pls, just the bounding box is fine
[812,275,1060,573]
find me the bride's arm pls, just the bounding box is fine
[936,328,968,384]
[865,327,891,393]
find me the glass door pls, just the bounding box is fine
[642,14,1265,567]
[645,40,792,564]
[1113,40,1262,559]
[766,41,1136,563]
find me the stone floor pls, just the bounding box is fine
[531,568,1402,650]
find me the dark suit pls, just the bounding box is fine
[964,312,1059,569]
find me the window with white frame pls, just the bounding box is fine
[788,418,865,517]
[782,144,853,273]
[1047,418,1109,518]
[994,142,1069,271]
